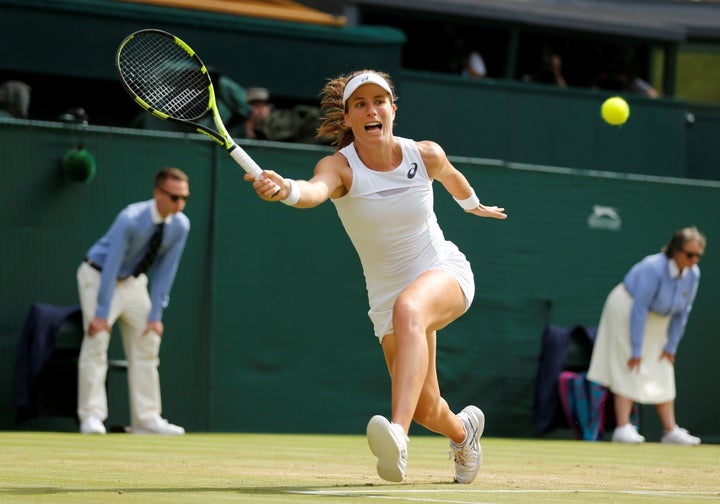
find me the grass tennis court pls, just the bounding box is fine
[1,432,718,503]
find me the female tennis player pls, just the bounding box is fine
[245,70,507,483]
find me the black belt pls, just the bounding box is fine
[84,257,131,280]
[84,257,102,272]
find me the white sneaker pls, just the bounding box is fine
[661,426,701,445]
[367,415,408,482]
[133,417,185,435]
[80,416,106,435]
[611,423,645,444]
[450,406,485,484]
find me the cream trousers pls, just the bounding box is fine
[76,262,163,428]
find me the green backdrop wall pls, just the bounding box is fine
[395,70,691,178]
[2,0,718,183]
[1,120,718,442]
[0,0,405,104]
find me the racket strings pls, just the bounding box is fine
[119,33,210,120]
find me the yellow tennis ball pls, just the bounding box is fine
[601,96,630,126]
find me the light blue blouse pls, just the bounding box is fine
[624,252,700,357]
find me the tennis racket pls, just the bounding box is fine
[115,29,264,179]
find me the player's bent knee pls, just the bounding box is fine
[392,298,425,331]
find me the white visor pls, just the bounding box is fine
[342,73,393,106]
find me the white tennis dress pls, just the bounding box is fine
[332,137,475,340]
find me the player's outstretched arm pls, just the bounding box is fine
[243,155,345,209]
[420,140,507,220]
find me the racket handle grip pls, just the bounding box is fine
[229,143,282,196]
[228,144,262,178]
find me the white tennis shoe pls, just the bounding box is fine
[611,423,645,444]
[80,415,106,435]
[367,415,408,482]
[661,426,701,445]
[451,405,485,484]
[133,417,185,435]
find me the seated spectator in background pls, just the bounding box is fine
[594,72,659,98]
[629,78,659,98]
[0,80,31,118]
[625,73,659,98]
[593,60,659,98]
[523,47,567,88]
[242,87,272,139]
[462,50,487,79]
[248,87,328,145]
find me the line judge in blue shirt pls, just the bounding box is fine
[588,226,706,445]
[77,167,191,435]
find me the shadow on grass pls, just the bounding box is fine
[0,482,452,497]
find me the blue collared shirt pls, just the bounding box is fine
[85,199,190,321]
[624,252,700,357]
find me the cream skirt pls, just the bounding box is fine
[587,283,676,404]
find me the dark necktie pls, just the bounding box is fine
[133,223,164,276]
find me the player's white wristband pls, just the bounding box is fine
[281,178,300,206]
[454,189,480,211]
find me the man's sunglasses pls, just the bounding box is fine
[683,250,703,260]
[159,187,190,202]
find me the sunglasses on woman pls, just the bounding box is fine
[683,250,703,260]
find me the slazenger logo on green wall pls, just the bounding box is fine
[587,205,621,231]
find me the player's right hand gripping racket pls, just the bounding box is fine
[115,29,264,179]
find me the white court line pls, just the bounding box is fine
[289,491,488,504]
[289,488,720,502]
[296,497,489,504]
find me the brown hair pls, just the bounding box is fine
[154,167,189,188]
[663,226,706,258]
[315,69,397,150]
